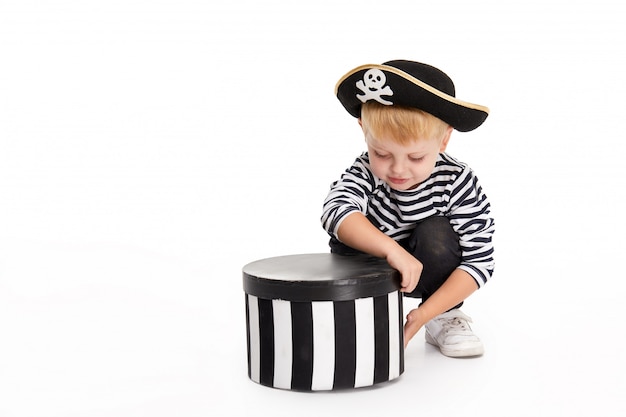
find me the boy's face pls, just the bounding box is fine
[364,127,452,191]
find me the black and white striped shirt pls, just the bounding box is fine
[321,152,495,287]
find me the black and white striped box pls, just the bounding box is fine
[243,253,404,391]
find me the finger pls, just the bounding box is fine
[401,282,414,293]
[400,274,410,292]
[403,317,419,348]
[404,274,418,293]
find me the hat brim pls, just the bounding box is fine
[335,64,489,132]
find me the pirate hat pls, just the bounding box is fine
[335,60,489,132]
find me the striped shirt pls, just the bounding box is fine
[321,152,495,287]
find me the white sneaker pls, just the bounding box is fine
[425,309,484,357]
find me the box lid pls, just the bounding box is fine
[242,253,401,302]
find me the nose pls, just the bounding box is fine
[390,158,405,175]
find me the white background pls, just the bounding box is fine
[1,1,624,416]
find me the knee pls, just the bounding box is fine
[409,216,460,265]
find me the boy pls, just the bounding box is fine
[321,60,495,357]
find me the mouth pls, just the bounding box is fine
[388,177,409,185]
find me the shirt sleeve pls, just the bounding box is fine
[447,166,496,288]
[321,154,376,238]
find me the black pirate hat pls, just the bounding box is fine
[335,60,489,132]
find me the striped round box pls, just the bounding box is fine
[243,253,404,391]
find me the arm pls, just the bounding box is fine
[336,211,422,293]
[321,154,420,291]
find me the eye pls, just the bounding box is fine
[409,156,425,162]
[374,151,390,159]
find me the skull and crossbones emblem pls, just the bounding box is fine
[356,69,394,105]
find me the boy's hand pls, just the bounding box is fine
[385,248,422,293]
[404,308,425,347]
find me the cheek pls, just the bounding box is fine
[369,158,388,178]
[412,159,437,178]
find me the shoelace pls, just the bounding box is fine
[436,312,473,335]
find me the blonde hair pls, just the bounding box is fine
[360,101,449,145]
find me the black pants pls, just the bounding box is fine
[329,216,463,308]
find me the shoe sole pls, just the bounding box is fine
[425,330,484,358]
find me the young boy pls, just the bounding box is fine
[321,60,495,357]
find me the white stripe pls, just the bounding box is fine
[354,297,375,388]
[388,292,401,380]
[247,295,260,383]
[311,301,335,391]
[272,299,293,389]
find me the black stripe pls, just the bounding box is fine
[257,298,274,387]
[373,295,390,384]
[245,294,251,379]
[290,301,314,391]
[333,300,356,389]
[398,292,405,375]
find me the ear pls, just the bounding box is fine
[439,126,453,152]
